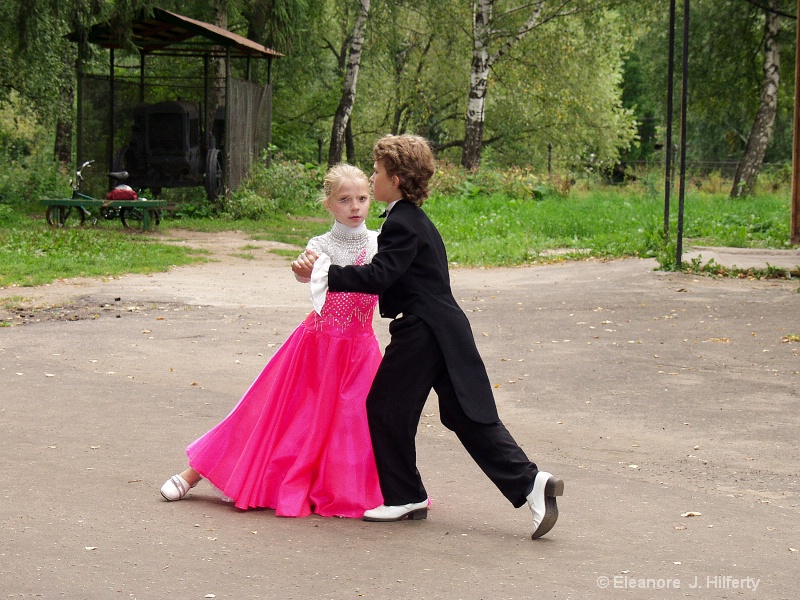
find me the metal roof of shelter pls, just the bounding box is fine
[74,7,283,59]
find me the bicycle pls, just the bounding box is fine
[44,160,164,230]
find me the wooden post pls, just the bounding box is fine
[791,0,800,245]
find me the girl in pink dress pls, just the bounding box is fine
[159,164,383,518]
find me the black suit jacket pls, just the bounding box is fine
[328,200,499,423]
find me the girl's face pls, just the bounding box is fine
[370,160,400,204]
[325,178,371,227]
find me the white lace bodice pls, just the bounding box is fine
[297,222,379,335]
[305,222,378,268]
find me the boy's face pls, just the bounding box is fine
[325,178,371,228]
[370,160,400,204]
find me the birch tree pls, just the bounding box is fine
[730,1,781,197]
[463,0,553,169]
[328,0,370,166]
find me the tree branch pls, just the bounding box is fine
[741,0,795,19]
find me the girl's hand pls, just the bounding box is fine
[291,249,319,279]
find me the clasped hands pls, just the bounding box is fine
[291,249,320,280]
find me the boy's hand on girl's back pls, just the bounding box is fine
[291,249,319,279]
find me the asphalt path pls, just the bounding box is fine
[2,232,799,599]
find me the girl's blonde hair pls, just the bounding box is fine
[320,163,370,204]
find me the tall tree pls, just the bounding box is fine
[730,1,781,197]
[241,0,312,51]
[362,0,466,145]
[2,0,151,166]
[627,0,796,171]
[462,0,629,169]
[328,0,370,166]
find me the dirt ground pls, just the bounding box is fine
[1,230,799,599]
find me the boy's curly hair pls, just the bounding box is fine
[372,134,435,207]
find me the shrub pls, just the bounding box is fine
[431,161,565,200]
[223,156,324,219]
[0,98,67,206]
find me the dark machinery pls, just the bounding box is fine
[113,100,223,201]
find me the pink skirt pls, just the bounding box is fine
[187,300,383,517]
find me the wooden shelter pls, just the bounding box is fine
[70,8,283,198]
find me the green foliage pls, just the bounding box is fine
[222,158,326,220]
[482,7,638,169]
[431,162,568,201]
[0,155,66,207]
[675,256,799,281]
[267,0,648,167]
[3,0,798,179]
[0,158,795,287]
[0,97,67,205]
[629,0,797,167]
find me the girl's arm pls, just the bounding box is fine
[292,249,319,282]
[292,238,323,282]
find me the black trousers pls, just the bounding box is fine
[366,315,538,508]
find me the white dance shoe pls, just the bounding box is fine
[160,474,196,501]
[363,500,429,522]
[527,471,564,539]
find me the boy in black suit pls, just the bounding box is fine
[292,135,563,538]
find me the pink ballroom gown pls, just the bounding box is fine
[186,248,383,517]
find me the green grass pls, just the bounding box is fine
[426,189,793,266]
[0,212,208,287]
[0,178,795,288]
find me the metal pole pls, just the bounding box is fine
[676,0,689,267]
[664,0,677,237]
[139,52,145,103]
[224,46,231,195]
[204,53,210,147]
[791,0,800,245]
[266,57,273,168]
[108,48,115,183]
[76,48,84,170]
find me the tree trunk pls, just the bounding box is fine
[731,3,780,198]
[54,120,72,167]
[345,120,355,163]
[461,0,492,170]
[213,1,228,110]
[328,0,370,167]
[461,0,543,170]
[53,50,74,166]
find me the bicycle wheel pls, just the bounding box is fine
[119,206,144,228]
[46,205,86,227]
[100,206,120,220]
[120,207,161,229]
